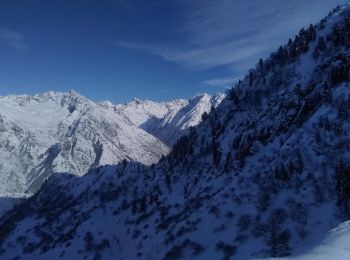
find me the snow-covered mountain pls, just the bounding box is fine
[0,91,222,195]
[104,93,225,146]
[1,3,350,260]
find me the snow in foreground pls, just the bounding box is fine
[294,221,350,259]
[265,221,350,260]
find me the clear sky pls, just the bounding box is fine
[0,0,348,103]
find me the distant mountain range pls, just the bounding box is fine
[0,91,224,195]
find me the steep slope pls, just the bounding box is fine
[1,4,350,260]
[144,93,225,146]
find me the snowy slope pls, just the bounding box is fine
[0,193,27,217]
[101,93,225,145]
[295,221,350,259]
[1,3,350,260]
[266,221,350,259]
[145,93,225,145]
[0,91,222,195]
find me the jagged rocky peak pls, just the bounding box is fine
[98,100,114,108]
[131,97,142,105]
[60,90,92,111]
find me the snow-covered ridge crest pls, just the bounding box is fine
[100,92,225,145]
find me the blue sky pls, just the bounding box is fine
[0,0,348,103]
